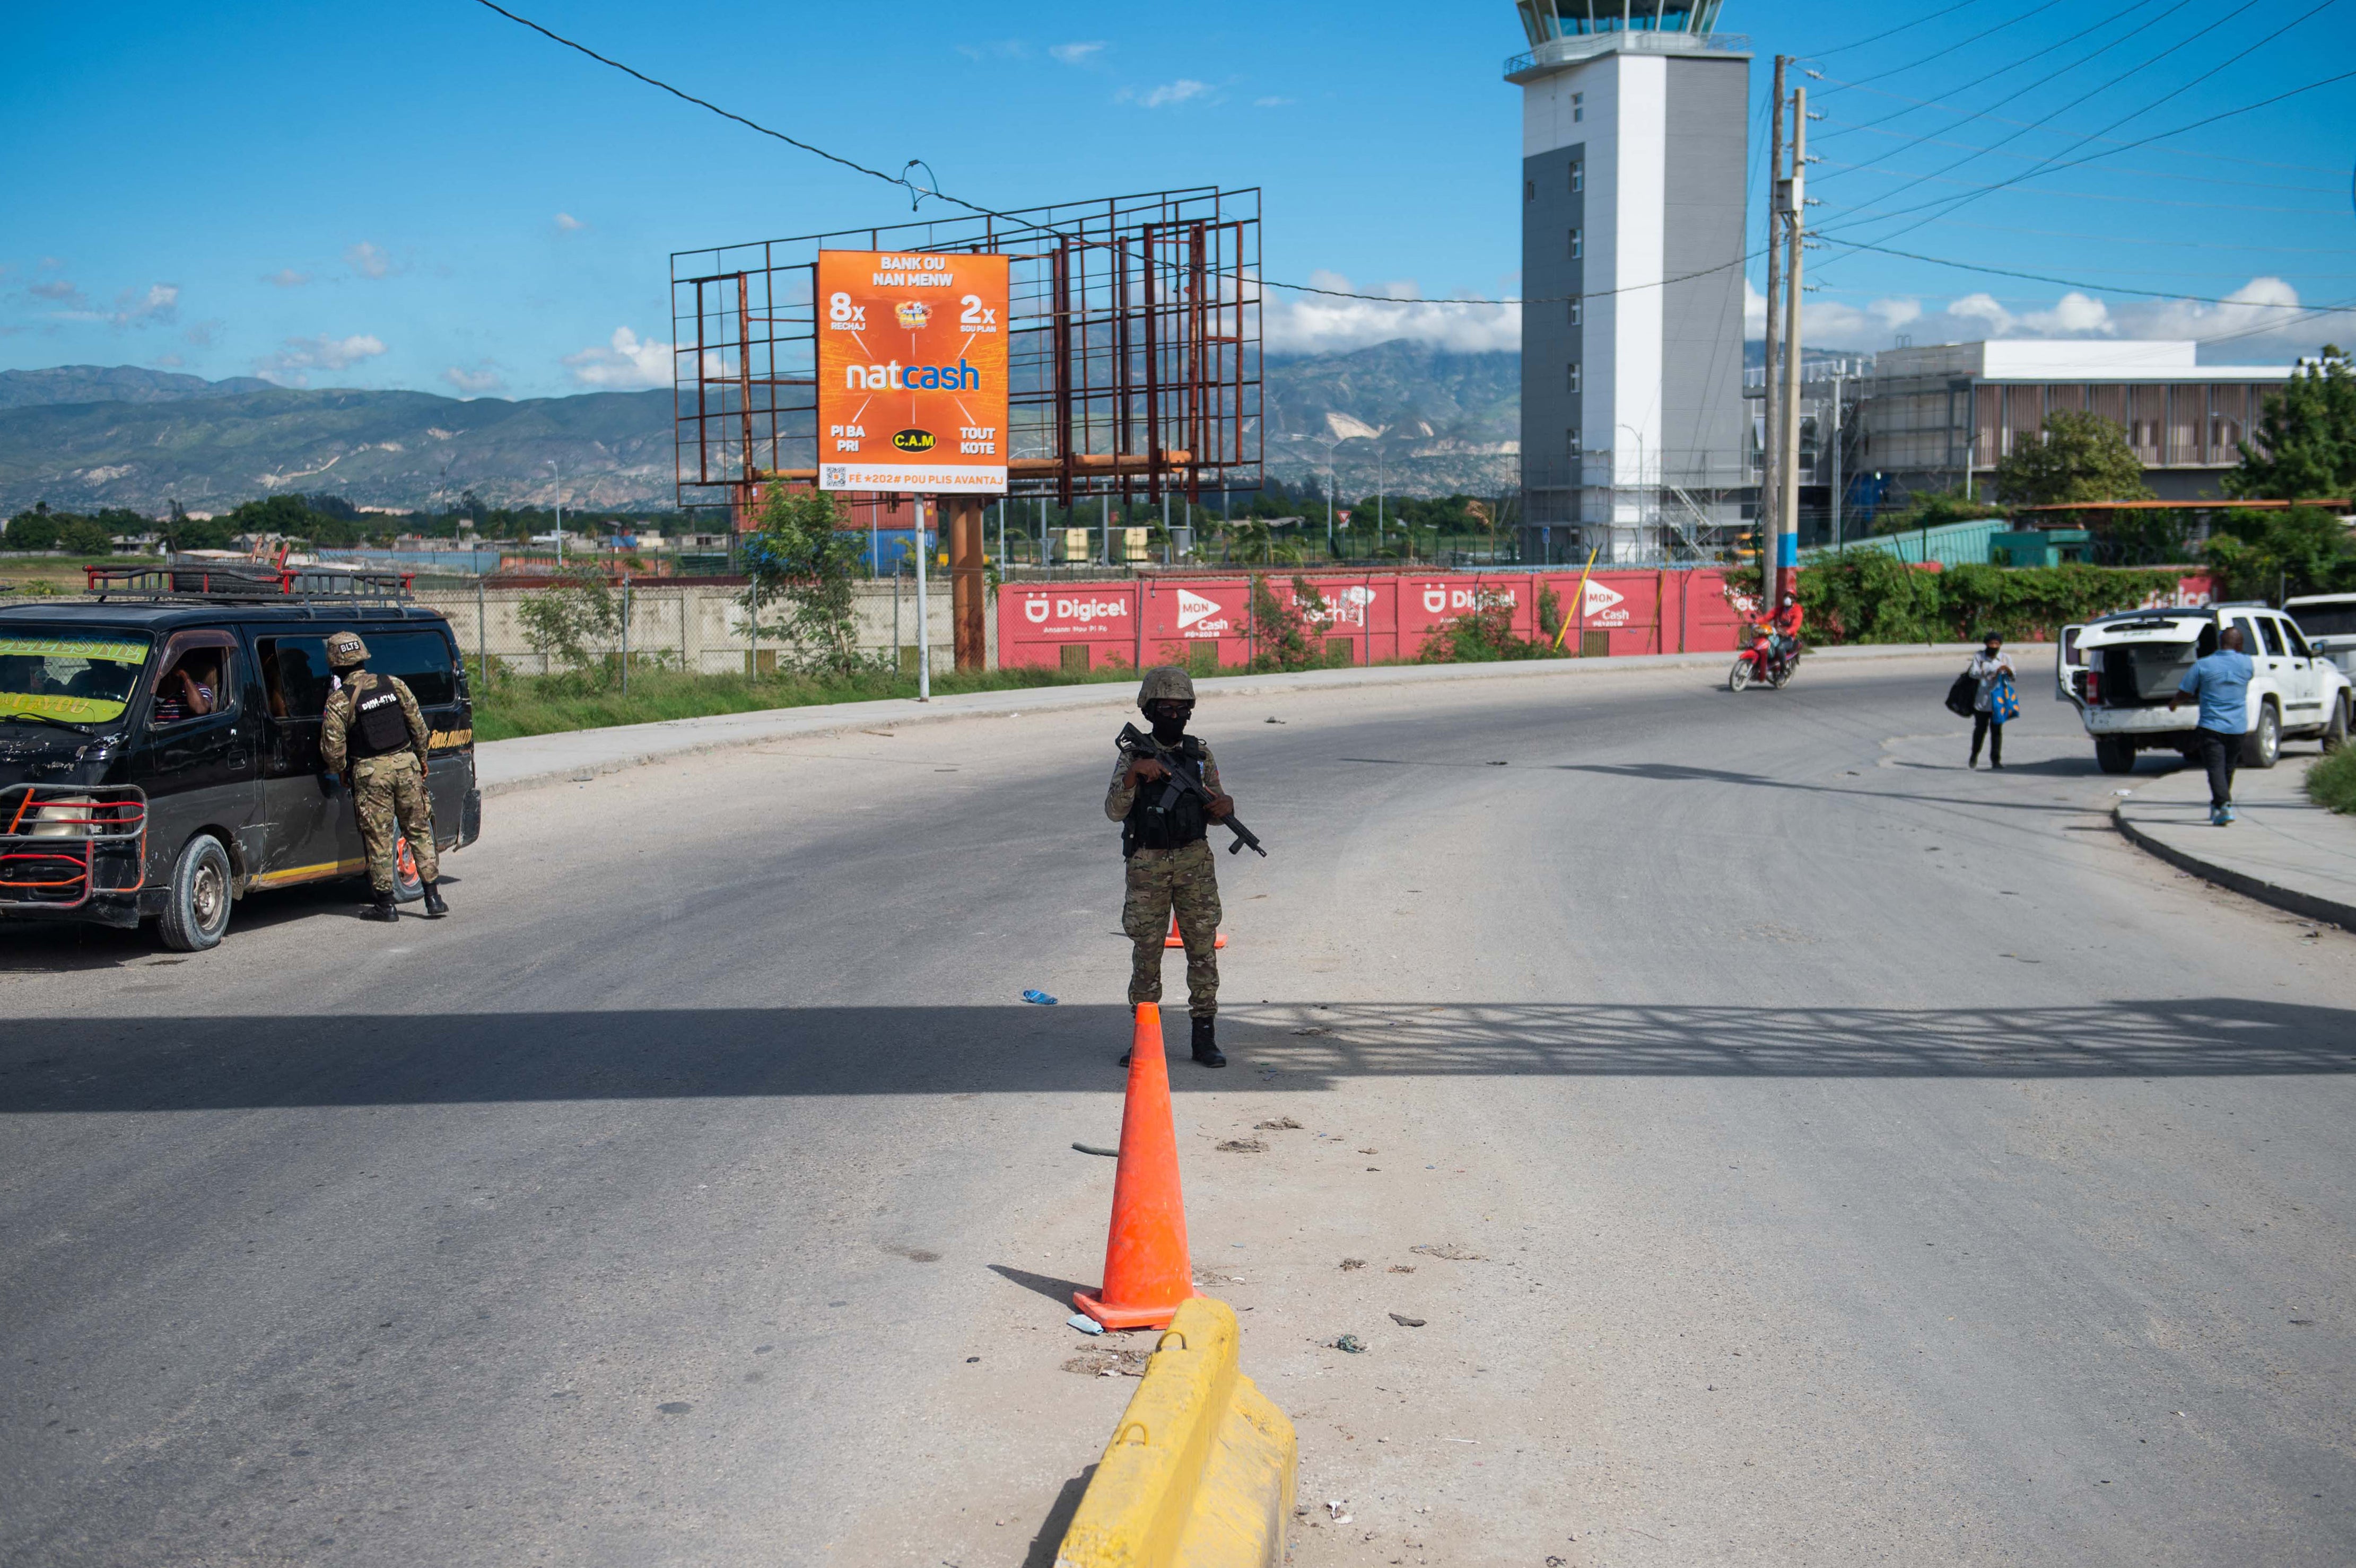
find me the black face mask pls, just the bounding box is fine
[1147,702,1190,744]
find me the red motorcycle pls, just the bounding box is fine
[1728,624,1799,691]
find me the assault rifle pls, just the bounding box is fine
[1116,723,1268,856]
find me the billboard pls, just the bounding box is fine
[815,249,1010,494]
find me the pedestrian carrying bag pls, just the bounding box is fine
[1943,671,1978,719]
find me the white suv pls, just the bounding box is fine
[2057,602,2353,774]
[2285,593,2356,681]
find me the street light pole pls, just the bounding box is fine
[548,460,563,565]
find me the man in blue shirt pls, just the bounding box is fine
[2169,624,2254,825]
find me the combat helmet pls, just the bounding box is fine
[1137,665,1194,709]
[325,631,370,670]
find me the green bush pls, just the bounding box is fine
[2307,746,2356,816]
[1793,557,2180,644]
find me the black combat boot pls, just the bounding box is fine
[1191,1015,1225,1068]
[360,892,399,922]
[421,880,448,918]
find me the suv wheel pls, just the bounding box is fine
[2095,736,2136,775]
[2325,693,2350,754]
[2241,700,2282,769]
[159,834,233,952]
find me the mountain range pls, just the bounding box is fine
[0,345,1520,516]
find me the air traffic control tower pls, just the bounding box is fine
[1509,3,1750,559]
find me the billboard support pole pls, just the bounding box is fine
[952,496,987,671]
[915,496,931,700]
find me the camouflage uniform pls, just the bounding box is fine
[321,670,438,895]
[1106,744,1223,1019]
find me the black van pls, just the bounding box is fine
[0,565,479,949]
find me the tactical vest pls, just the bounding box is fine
[1122,735,1209,856]
[348,675,411,757]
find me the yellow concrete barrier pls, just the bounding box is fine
[1054,1297,1297,1568]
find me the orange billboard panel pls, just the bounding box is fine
[815,249,1010,495]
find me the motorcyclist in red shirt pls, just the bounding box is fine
[1762,592,1804,669]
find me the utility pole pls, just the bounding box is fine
[1775,84,1808,606]
[549,459,564,566]
[1760,55,1786,599]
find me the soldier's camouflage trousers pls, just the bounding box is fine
[353,751,439,895]
[1122,837,1220,1018]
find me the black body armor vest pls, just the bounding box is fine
[350,676,411,757]
[1122,735,1209,856]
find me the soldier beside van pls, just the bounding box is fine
[318,630,448,922]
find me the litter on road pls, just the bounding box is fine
[1389,1313,1427,1328]
[1066,1313,1106,1336]
[1071,1142,1118,1157]
[1022,989,1058,1005]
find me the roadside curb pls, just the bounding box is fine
[2113,798,2356,934]
[477,642,2000,798]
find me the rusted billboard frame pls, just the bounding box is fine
[669,188,1262,522]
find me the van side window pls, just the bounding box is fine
[2257,618,2287,657]
[2231,617,2260,654]
[151,646,233,726]
[2281,621,2313,659]
[2196,623,2218,658]
[258,637,336,718]
[361,632,459,706]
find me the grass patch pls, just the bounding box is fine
[2305,744,2356,814]
[471,664,1145,742]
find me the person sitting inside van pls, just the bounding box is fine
[64,659,138,705]
[151,651,219,725]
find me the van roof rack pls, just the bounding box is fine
[83,560,415,605]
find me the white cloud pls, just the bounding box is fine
[345,241,394,279]
[111,283,179,328]
[554,213,586,233]
[1122,78,1209,108]
[1253,95,1295,108]
[27,278,84,305]
[256,332,387,386]
[563,326,673,389]
[1775,274,2349,357]
[1050,41,1104,64]
[152,353,185,369]
[1266,270,1520,355]
[264,268,311,287]
[442,363,507,397]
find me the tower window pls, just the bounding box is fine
[1569,228,1583,260]
[1568,299,1583,327]
[1525,179,1535,202]
[1570,160,1584,194]
[1567,363,1582,395]
[1572,91,1584,124]
[1567,427,1583,457]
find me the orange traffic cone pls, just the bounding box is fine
[1072,1003,1196,1331]
[1164,912,1228,950]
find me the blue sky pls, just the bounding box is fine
[5,0,2351,399]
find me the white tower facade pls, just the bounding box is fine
[1508,4,1750,559]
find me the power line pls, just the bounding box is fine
[1813,0,1993,58]
[1819,121,2344,192]
[1808,78,2346,171]
[1816,0,2179,135]
[1821,236,2336,308]
[1819,1,2356,247]
[1814,0,2074,95]
[1812,0,2259,206]
[1814,160,2344,213]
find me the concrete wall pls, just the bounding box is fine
[413,578,984,678]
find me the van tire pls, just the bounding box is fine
[2325,693,2349,754]
[2241,700,2282,769]
[159,834,233,952]
[2094,737,2137,775]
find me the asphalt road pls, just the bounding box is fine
[4,655,2351,1568]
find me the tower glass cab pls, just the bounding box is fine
[1508,4,1749,561]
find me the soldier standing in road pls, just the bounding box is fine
[319,631,449,922]
[1107,666,1233,1068]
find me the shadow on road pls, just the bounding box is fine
[6,998,2352,1113]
